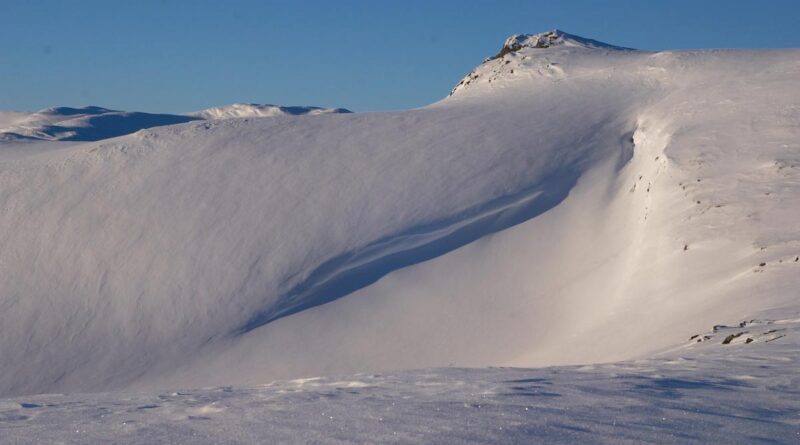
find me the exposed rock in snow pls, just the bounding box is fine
[451,29,631,96]
[490,29,629,59]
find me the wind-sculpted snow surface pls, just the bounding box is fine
[0,88,638,396]
[0,30,799,420]
[2,318,799,444]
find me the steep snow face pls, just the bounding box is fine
[188,103,351,120]
[0,32,798,397]
[0,88,641,396]
[145,45,800,388]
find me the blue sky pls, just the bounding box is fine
[2,0,799,113]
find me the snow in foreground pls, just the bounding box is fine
[1,317,798,444]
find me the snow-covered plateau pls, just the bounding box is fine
[0,30,798,443]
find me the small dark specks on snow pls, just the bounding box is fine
[794,256,799,262]
[684,244,689,251]
[759,262,766,267]
[765,335,786,343]
[136,404,159,410]
[696,201,701,204]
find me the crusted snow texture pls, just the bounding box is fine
[2,317,799,444]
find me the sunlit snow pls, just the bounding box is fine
[1,30,798,443]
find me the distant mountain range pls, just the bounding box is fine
[0,103,350,142]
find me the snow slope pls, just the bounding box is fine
[0,32,798,444]
[138,41,800,391]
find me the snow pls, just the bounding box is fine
[0,106,199,141]
[187,103,350,120]
[2,319,799,443]
[0,104,350,141]
[0,31,798,442]
[500,29,629,53]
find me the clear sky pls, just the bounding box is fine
[2,0,799,113]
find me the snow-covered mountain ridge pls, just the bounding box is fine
[0,103,349,142]
[495,29,629,55]
[0,32,798,444]
[450,29,632,96]
[188,103,351,120]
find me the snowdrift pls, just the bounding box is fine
[0,31,798,397]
